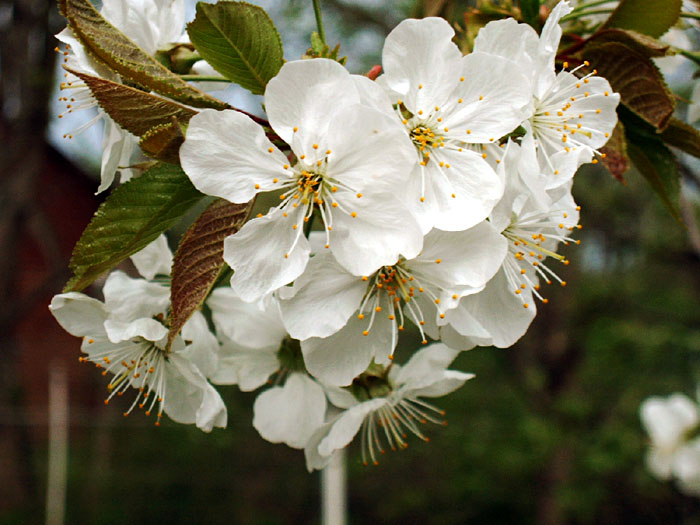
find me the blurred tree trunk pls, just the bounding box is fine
[0,0,58,518]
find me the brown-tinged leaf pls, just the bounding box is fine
[60,0,228,109]
[167,198,255,347]
[65,67,196,137]
[587,29,670,58]
[139,120,185,164]
[660,118,700,160]
[600,120,630,182]
[583,42,675,131]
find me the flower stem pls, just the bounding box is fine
[179,75,232,82]
[570,0,615,12]
[681,11,700,21]
[313,0,326,45]
[560,8,613,22]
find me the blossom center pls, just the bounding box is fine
[501,206,581,307]
[82,337,169,426]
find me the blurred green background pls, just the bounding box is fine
[1,0,700,523]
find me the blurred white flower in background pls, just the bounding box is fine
[640,392,700,495]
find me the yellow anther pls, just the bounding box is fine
[375,306,382,312]
[268,147,274,153]
[362,330,369,336]
[313,144,319,149]
[418,84,423,89]
[351,212,357,218]
[435,259,442,264]
[255,184,260,189]
[326,149,332,155]
[460,76,464,82]
[293,126,298,132]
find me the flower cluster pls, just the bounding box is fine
[51,1,619,470]
[640,392,700,496]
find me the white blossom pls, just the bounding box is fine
[207,287,327,448]
[442,142,580,349]
[279,222,506,386]
[374,17,532,233]
[474,1,619,181]
[304,343,473,471]
[180,58,422,302]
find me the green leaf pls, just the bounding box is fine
[583,42,675,130]
[600,121,630,182]
[587,29,670,58]
[65,67,196,137]
[520,0,541,29]
[187,1,284,95]
[167,198,255,347]
[623,109,682,223]
[603,0,682,38]
[64,164,205,292]
[139,120,186,164]
[60,0,228,109]
[659,118,700,160]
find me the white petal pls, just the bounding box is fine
[446,52,532,142]
[351,74,396,116]
[224,206,311,302]
[265,59,359,154]
[412,223,507,288]
[180,311,219,378]
[279,252,366,340]
[473,18,538,74]
[104,317,168,344]
[409,370,475,398]
[164,353,227,432]
[210,337,279,390]
[49,293,108,337]
[304,421,336,471]
[381,17,462,113]
[325,104,414,193]
[253,373,327,449]
[422,148,503,232]
[318,398,387,457]
[439,316,490,351]
[530,1,573,98]
[302,314,395,386]
[207,287,287,349]
[99,117,137,193]
[324,385,359,410]
[103,271,170,321]
[180,109,290,203]
[447,268,536,348]
[395,342,459,386]
[329,193,423,276]
[130,234,173,280]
